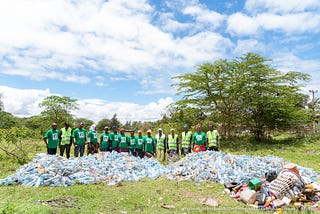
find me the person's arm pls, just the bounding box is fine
[163,136,166,154]
[43,131,48,146]
[176,136,179,154]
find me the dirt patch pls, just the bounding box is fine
[304,150,320,155]
[36,197,78,208]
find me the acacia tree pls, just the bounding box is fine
[173,53,310,140]
[39,95,79,127]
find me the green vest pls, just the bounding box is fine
[168,134,178,151]
[60,127,72,145]
[181,131,192,148]
[155,134,165,149]
[207,130,218,146]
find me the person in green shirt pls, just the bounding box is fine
[43,122,60,155]
[59,122,73,159]
[72,122,87,157]
[192,124,206,152]
[87,124,99,155]
[135,130,144,158]
[109,126,120,152]
[144,129,156,158]
[100,126,110,152]
[128,130,136,156]
[117,128,130,153]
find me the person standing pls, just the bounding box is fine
[44,122,60,155]
[72,122,87,157]
[192,124,206,152]
[144,130,156,157]
[167,128,179,163]
[206,124,220,151]
[109,126,120,152]
[59,122,73,158]
[155,128,166,162]
[135,130,144,158]
[117,128,130,153]
[181,125,192,156]
[100,126,110,152]
[87,124,99,155]
[128,131,136,156]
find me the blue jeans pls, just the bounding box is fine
[74,144,85,157]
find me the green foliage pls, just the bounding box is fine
[173,52,311,140]
[39,95,79,127]
[110,113,121,128]
[73,118,94,131]
[96,118,111,131]
[0,202,16,214]
[0,112,18,129]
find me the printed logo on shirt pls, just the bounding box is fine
[103,136,109,141]
[79,132,85,138]
[196,134,203,141]
[52,133,58,140]
[138,139,143,145]
[93,133,98,138]
[121,137,126,142]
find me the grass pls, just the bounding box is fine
[0,134,320,213]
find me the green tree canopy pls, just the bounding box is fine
[173,53,310,140]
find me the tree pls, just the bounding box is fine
[39,95,79,127]
[110,114,121,128]
[173,53,310,140]
[96,118,112,131]
[0,111,18,129]
[0,93,4,111]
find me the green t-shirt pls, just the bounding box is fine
[118,134,129,149]
[110,132,120,149]
[135,136,144,150]
[129,136,136,150]
[193,132,206,145]
[100,133,110,149]
[72,128,87,145]
[144,136,155,154]
[87,130,98,143]
[44,129,60,149]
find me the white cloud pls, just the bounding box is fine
[0,85,174,123]
[245,0,320,14]
[227,13,259,35]
[234,39,264,55]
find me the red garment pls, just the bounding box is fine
[193,145,205,152]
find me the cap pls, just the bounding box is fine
[158,128,163,131]
[147,129,152,133]
[183,125,188,129]
[104,126,109,130]
[80,122,84,125]
[170,128,174,131]
[138,130,142,133]
[120,128,125,132]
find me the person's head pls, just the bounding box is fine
[183,125,188,131]
[104,126,109,133]
[196,124,201,132]
[112,126,117,132]
[90,124,96,131]
[170,128,175,134]
[130,131,135,136]
[79,122,84,129]
[120,128,125,134]
[52,122,57,130]
[147,129,152,136]
[208,124,213,131]
[158,128,163,134]
[138,130,142,136]
[64,122,70,128]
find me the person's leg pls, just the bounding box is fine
[66,144,71,158]
[60,145,65,156]
[74,145,79,157]
[79,145,85,157]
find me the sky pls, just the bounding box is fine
[0,0,319,123]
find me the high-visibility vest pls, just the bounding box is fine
[155,134,165,149]
[181,131,192,148]
[207,130,219,147]
[60,127,72,145]
[168,134,178,151]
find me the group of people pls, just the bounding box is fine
[43,122,220,162]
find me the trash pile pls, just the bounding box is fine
[223,163,320,212]
[0,152,168,187]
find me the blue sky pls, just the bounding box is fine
[0,0,319,123]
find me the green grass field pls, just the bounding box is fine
[0,135,319,214]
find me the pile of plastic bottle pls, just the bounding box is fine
[0,151,319,187]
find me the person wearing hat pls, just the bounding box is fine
[192,124,206,152]
[59,122,73,158]
[206,124,219,151]
[155,128,166,162]
[87,124,99,155]
[100,126,110,152]
[72,121,87,157]
[167,128,179,163]
[135,130,144,158]
[43,122,60,155]
[128,130,136,156]
[181,125,192,156]
[143,129,156,158]
[109,125,120,152]
[117,128,130,153]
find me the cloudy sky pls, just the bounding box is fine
[0,0,319,123]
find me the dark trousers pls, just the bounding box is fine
[136,149,144,158]
[60,144,71,158]
[74,144,85,157]
[208,146,219,151]
[47,148,57,155]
